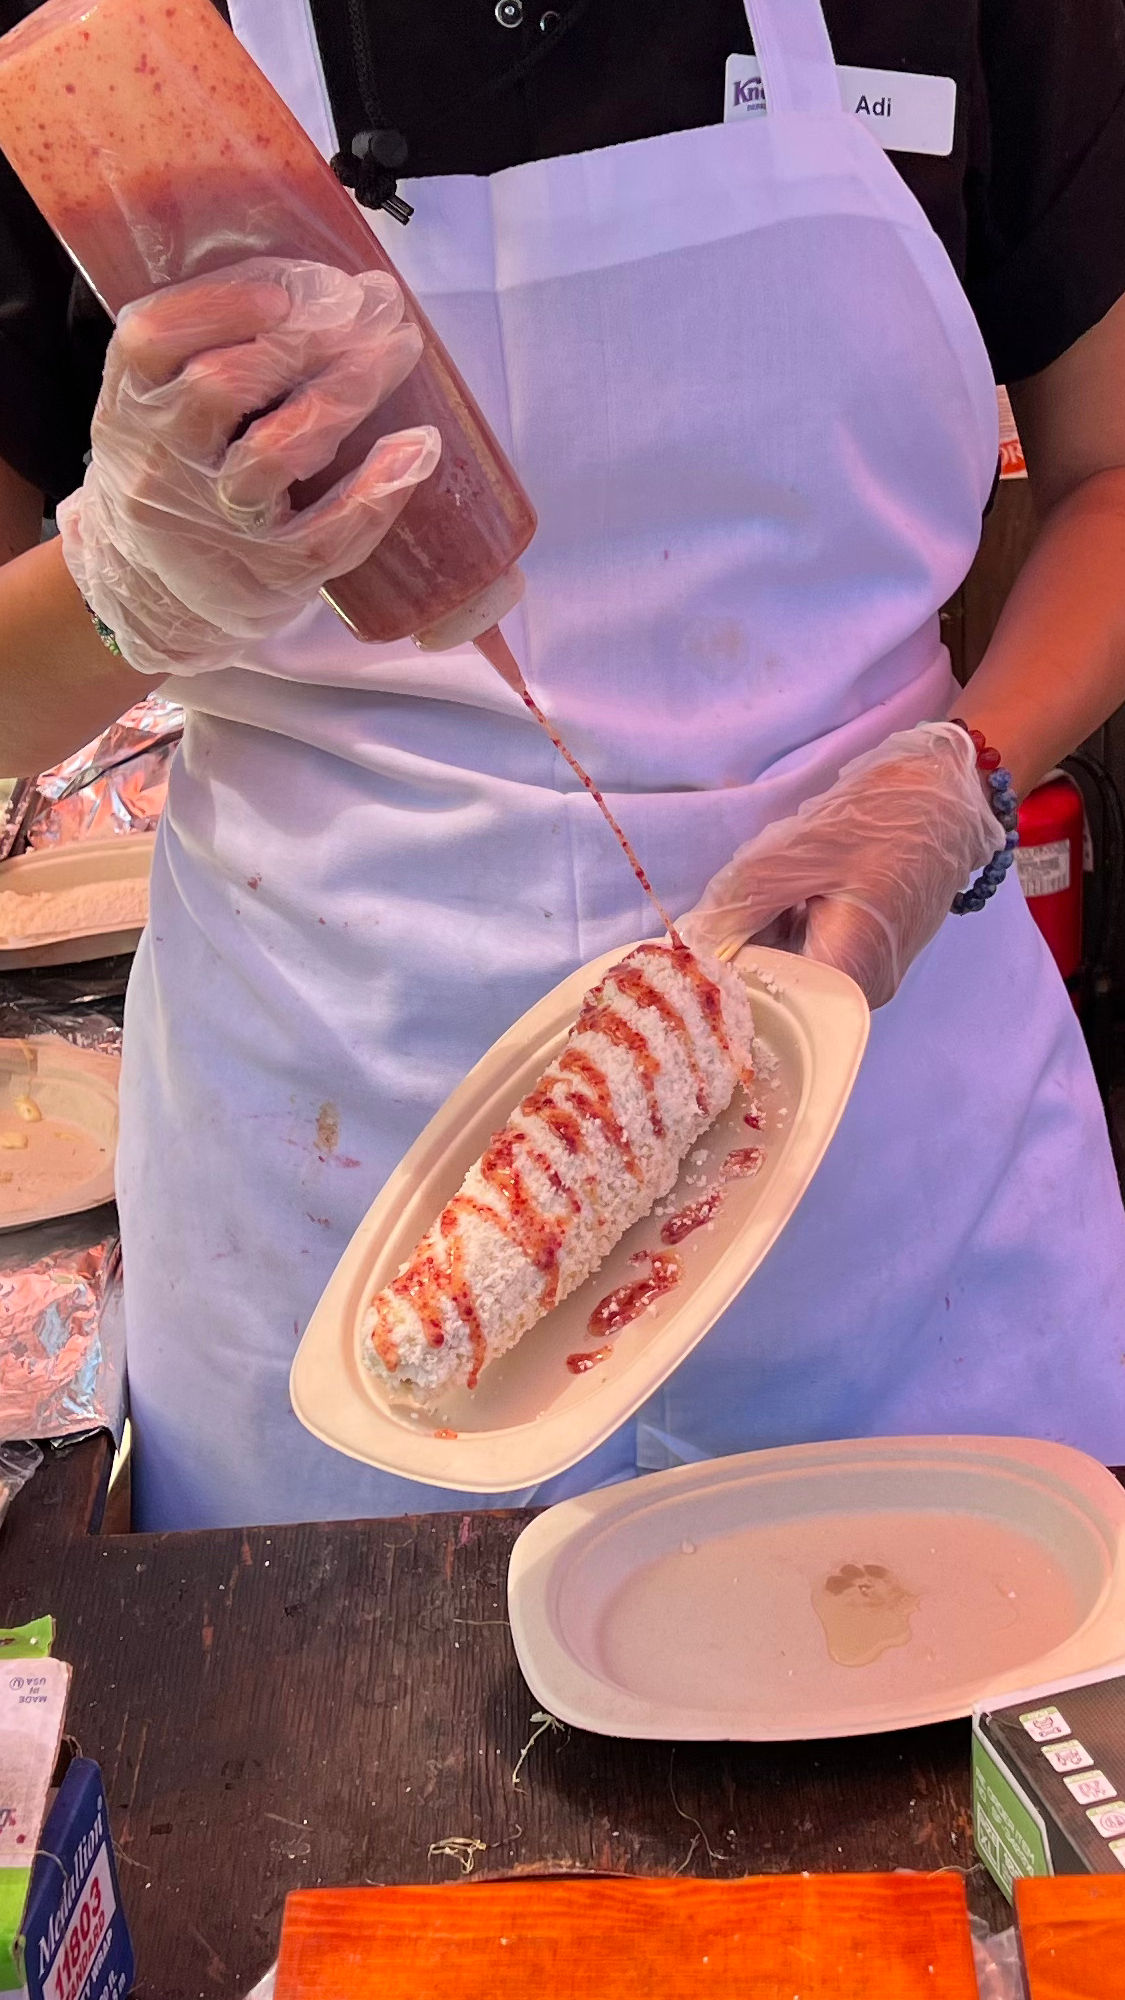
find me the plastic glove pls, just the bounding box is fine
[58,258,442,675]
[678,723,1005,1008]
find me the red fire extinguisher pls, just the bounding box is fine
[1015,771,1085,990]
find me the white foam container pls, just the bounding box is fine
[0,1037,120,1229]
[0,833,154,968]
[291,944,868,1492]
[507,1435,1125,1740]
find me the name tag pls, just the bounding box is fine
[724,53,957,157]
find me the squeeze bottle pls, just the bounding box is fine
[0,0,536,650]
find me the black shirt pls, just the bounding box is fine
[4,0,1125,500]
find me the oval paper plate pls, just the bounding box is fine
[0,1037,120,1230]
[291,944,868,1493]
[507,1436,1125,1740]
[0,832,154,969]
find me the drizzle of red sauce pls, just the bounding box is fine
[610,960,707,1110]
[566,1346,613,1375]
[389,1252,447,1349]
[660,1187,723,1244]
[478,1128,580,1311]
[636,941,755,1088]
[557,1047,641,1180]
[433,1428,458,1440]
[516,686,682,945]
[588,1250,683,1339]
[439,1208,488,1388]
[722,1146,765,1180]
[519,1079,585,1154]
[369,1300,401,1375]
[576,995,664,1136]
[371,928,753,1394]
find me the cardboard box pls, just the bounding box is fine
[973,1664,1125,1899]
[0,1622,133,2000]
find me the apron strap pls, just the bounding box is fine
[743,0,841,117]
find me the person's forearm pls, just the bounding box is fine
[953,466,1125,797]
[0,536,154,776]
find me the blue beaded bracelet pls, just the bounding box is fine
[949,718,1019,915]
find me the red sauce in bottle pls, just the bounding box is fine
[660,1187,723,1244]
[588,1249,683,1339]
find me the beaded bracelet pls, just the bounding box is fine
[84,601,123,659]
[949,718,1019,914]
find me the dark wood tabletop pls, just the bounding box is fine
[2,1436,1044,2000]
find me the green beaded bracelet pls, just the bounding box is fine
[84,602,123,659]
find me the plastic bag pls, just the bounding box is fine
[0,1439,41,1525]
[971,1917,1027,1999]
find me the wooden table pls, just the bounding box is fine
[2,1438,1023,1999]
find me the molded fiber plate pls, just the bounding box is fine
[291,946,868,1492]
[0,832,153,968]
[0,1037,120,1230]
[507,1436,1125,1740]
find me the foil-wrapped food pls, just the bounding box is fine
[0,695,182,859]
[0,1225,124,1442]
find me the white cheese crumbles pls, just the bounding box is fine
[361,942,755,1404]
[0,878,148,946]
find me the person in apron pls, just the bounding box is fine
[4,0,1125,1525]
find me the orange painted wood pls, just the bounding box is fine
[1017,1875,1125,1998]
[275,1873,978,1999]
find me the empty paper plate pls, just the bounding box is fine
[507,1436,1125,1740]
[291,944,868,1492]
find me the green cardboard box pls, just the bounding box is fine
[973,1662,1125,1900]
[0,1621,69,1997]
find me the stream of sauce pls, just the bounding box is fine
[475,624,683,944]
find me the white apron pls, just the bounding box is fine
[118,0,1125,1530]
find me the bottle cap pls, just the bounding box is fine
[413,565,525,652]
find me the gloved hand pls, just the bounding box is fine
[58,257,441,675]
[678,722,1006,1007]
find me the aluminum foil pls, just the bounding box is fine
[0,696,182,858]
[0,1225,125,1444]
[0,1006,122,1059]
